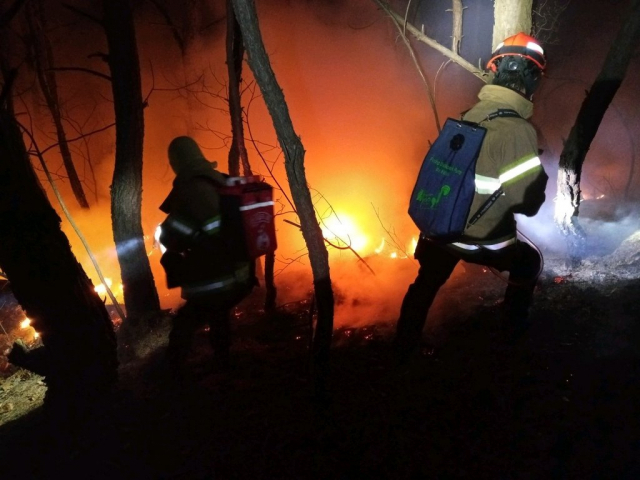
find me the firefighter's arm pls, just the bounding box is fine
[158,213,196,252]
[499,122,548,216]
[159,178,222,252]
[185,177,223,238]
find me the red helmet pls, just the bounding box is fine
[487,32,546,72]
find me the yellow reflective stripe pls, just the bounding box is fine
[475,174,501,194]
[201,215,221,235]
[475,157,541,193]
[182,276,237,296]
[165,217,196,237]
[182,264,251,297]
[499,156,541,185]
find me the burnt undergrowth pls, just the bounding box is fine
[0,253,639,479]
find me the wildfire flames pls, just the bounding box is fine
[19,317,39,341]
[94,278,124,305]
[321,212,418,259]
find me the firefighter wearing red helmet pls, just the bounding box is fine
[487,32,547,100]
[395,33,549,364]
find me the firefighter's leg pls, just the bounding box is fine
[502,241,542,339]
[395,239,459,363]
[503,242,541,313]
[208,307,231,370]
[166,300,202,372]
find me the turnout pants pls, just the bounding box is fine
[167,297,234,371]
[395,237,541,357]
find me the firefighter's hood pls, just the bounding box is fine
[168,136,225,184]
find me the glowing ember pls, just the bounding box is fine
[94,278,113,295]
[374,235,418,258]
[94,278,124,303]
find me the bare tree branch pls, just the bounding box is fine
[373,0,487,81]
[0,0,28,27]
[147,0,185,52]
[62,3,103,25]
[50,66,111,82]
[376,0,441,132]
[40,122,115,156]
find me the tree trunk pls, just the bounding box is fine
[226,0,251,177]
[492,0,533,50]
[264,251,277,313]
[554,0,640,267]
[231,0,334,397]
[0,106,118,416]
[26,0,90,209]
[181,0,200,135]
[450,0,463,54]
[103,0,160,320]
[225,0,276,309]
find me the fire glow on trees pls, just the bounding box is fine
[3,0,637,329]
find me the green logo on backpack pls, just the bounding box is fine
[416,184,451,210]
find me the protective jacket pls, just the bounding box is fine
[451,84,548,253]
[159,168,253,300]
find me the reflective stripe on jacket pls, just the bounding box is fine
[181,263,252,299]
[454,85,548,247]
[160,175,252,298]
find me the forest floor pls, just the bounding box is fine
[1,236,640,479]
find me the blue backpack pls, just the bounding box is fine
[408,109,520,241]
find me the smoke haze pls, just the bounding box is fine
[8,0,640,326]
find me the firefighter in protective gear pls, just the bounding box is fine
[395,33,548,362]
[158,136,255,373]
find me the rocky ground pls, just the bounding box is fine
[0,236,639,479]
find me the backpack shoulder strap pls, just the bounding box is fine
[483,108,521,123]
[465,109,522,229]
[461,108,521,124]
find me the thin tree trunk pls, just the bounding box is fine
[26,0,89,209]
[450,0,463,54]
[231,0,333,398]
[554,0,640,266]
[0,105,117,418]
[226,0,251,177]
[181,0,200,135]
[264,251,277,312]
[103,0,160,320]
[492,0,533,50]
